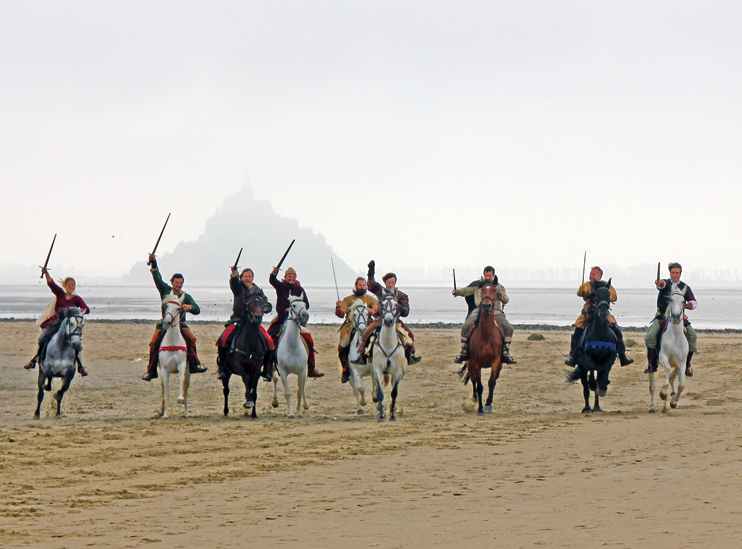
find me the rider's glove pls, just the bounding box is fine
[367,260,375,278]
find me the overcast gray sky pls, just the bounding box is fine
[1,1,740,278]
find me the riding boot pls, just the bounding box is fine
[644,347,656,374]
[565,330,580,366]
[24,353,38,370]
[186,341,207,374]
[307,349,324,378]
[339,346,351,384]
[407,345,422,364]
[685,351,694,377]
[261,349,275,382]
[216,347,229,381]
[502,341,517,364]
[75,354,88,377]
[142,349,159,381]
[454,338,470,364]
[613,329,634,366]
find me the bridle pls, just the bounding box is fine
[351,303,369,331]
[64,314,85,342]
[246,295,264,324]
[162,300,183,328]
[666,290,685,325]
[479,283,497,314]
[287,298,307,327]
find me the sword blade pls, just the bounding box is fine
[275,239,295,271]
[657,261,661,281]
[232,248,243,270]
[148,213,171,266]
[581,251,587,284]
[453,268,457,292]
[40,234,57,278]
[331,258,340,301]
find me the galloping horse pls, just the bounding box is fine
[34,307,84,418]
[222,294,267,419]
[157,294,190,419]
[271,296,310,418]
[347,299,374,414]
[462,282,503,416]
[371,291,407,421]
[649,288,689,413]
[566,282,617,413]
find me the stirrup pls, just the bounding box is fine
[24,360,36,370]
[341,369,350,384]
[564,354,577,367]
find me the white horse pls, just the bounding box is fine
[649,289,690,413]
[271,296,310,418]
[347,299,374,414]
[371,291,407,422]
[158,294,190,419]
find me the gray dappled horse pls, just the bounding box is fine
[34,307,84,418]
[566,282,617,413]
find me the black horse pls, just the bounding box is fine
[221,295,271,419]
[566,282,617,413]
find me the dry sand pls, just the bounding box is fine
[1,321,741,548]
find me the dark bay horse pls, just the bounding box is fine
[221,295,269,419]
[566,282,617,413]
[34,307,84,418]
[462,283,504,416]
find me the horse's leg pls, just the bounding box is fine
[222,375,231,416]
[659,353,672,412]
[648,371,657,413]
[280,368,294,419]
[484,367,497,413]
[242,370,254,409]
[349,371,364,414]
[580,369,591,414]
[271,371,280,408]
[389,380,399,421]
[179,370,190,418]
[476,379,485,415]
[160,367,169,419]
[671,363,685,409]
[374,370,385,422]
[593,392,602,413]
[249,369,259,420]
[34,370,46,419]
[54,372,74,417]
[299,368,309,413]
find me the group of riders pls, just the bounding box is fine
[23,257,699,381]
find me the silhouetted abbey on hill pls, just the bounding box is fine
[125,184,357,285]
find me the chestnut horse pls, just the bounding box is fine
[462,282,504,416]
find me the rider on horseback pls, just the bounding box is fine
[24,268,90,376]
[335,277,378,383]
[357,260,421,365]
[644,262,697,376]
[142,255,207,381]
[565,266,633,367]
[268,266,324,378]
[453,266,516,364]
[216,267,274,381]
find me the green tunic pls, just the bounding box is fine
[151,268,200,323]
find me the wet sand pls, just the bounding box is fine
[1,321,741,548]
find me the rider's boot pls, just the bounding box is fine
[502,340,517,364]
[685,351,694,377]
[339,346,351,384]
[644,347,656,374]
[613,328,634,366]
[24,353,38,370]
[216,347,229,381]
[454,338,470,364]
[565,331,580,366]
[260,349,274,382]
[307,350,324,378]
[142,351,158,381]
[186,341,208,374]
[407,344,422,364]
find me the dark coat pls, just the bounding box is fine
[229,276,271,323]
[269,272,309,325]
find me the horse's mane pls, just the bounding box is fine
[288,295,305,304]
[57,307,81,320]
[161,293,183,305]
[476,276,499,289]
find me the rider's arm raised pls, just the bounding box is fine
[150,267,172,298]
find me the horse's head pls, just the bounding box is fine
[594,281,612,324]
[349,299,370,331]
[479,282,498,313]
[59,307,85,352]
[379,291,399,327]
[287,295,309,325]
[666,288,685,324]
[161,294,184,330]
[245,294,265,324]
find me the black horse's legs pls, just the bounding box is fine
[376,376,385,422]
[485,376,497,409]
[54,373,74,417]
[476,380,485,415]
[389,381,399,421]
[34,371,46,418]
[593,393,603,413]
[222,376,231,416]
[581,370,592,414]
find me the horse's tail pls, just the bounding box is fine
[565,367,581,385]
[383,372,391,387]
[456,364,470,385]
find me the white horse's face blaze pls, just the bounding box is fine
[161,294,184,330]
[350,302,369,331]
[380,296,398,327]
[288,297,308,324]
[668,290,685,324]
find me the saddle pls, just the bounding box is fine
[467,317,505,341]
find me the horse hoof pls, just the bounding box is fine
[596,389,607,397]
[483,405,493,413]
[177,398,185,404]
[372,397,378,403]
[271,401,279,408]
[33,414,40,420]
[287,413,295,419]
[593,408,604,413]
[357,409,364,415]
[378,417,385,422]
[160,415,169,420]
[477,411,485,416]
[390,415,396,422]
[297,412,303,419]
[670,402,678,409]
[659,391,668,401]
[582,408,592,414]
[648,407,656,414]
[245,401,255,409]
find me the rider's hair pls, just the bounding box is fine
[591,266,603,276]
[62,277,76,287]
[170,273,184,283]
[241,268,254,277]
[668,262,682,272]
[354,276,365,286]
[382,272,397,283]
[483,266,495,274]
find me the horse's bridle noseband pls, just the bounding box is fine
[65,314,85,341]
[162,300,183,327]
[246,295,264,324]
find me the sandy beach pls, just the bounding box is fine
[1,321,741,548]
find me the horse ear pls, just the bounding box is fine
[606,278,612,288]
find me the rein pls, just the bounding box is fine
[376,296,402,365]
[162,300,183,328]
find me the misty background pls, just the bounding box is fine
[1,1,740,285]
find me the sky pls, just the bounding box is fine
[1,1,740,279]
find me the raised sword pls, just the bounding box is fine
[40,234,57,278]
[147,213,171,266]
